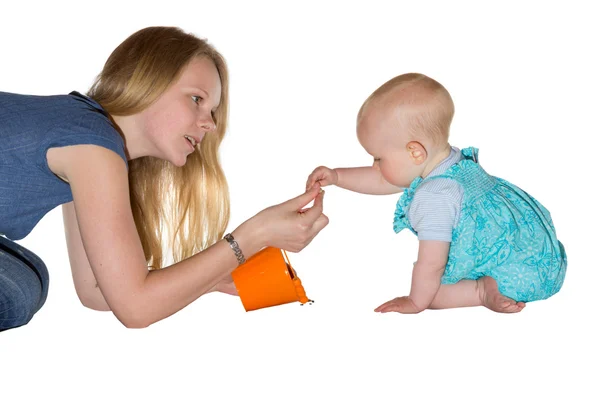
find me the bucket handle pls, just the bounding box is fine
[281,249,314,306]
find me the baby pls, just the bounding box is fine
[306,73,567,314]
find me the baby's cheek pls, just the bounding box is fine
[381,170,397,185]
[389,174,409,188]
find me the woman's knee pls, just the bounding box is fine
[0,275,43,330]
[0,250,48,331]
[0,236,49,288]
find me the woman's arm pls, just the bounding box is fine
[64,202,235,310]
[61,145,326,328]
[62,201,111,311]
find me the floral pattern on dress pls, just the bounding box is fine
[392,147,567,302]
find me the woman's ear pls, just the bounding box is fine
[406,141,427,165]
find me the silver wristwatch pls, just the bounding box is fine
[224,233,246,265]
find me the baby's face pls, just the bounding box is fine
[357,109,422,188]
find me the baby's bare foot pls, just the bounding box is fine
[477,276,525,313]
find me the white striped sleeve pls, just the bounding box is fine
[407,178,463,242]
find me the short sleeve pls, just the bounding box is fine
[40,112,128,172]
[407,179,463,242]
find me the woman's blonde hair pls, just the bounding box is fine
[87,26,230,269]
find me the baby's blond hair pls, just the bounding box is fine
[358,73,454,147]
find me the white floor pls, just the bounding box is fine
[1,1,597,398]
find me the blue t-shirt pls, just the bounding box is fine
[0,91,128,240]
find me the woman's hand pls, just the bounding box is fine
[233,184,329,256]
[208,274,238,296]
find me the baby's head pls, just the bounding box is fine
[356,73,454,187]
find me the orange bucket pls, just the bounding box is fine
[231,246,312,312]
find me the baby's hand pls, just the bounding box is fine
[374,296,421,314]
[305,166,338,191]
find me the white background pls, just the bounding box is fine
[1,1,598,398]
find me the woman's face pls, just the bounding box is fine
[140,56,222,167]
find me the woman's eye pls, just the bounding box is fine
[192,95,202,104]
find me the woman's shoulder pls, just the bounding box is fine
[45,92,128,165]
[2,91,118,138]
[1,91,126,164]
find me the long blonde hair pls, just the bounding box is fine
[87,26,230,269]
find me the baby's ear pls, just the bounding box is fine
[406,141,427,165]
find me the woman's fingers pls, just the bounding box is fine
[261,185,329,253]
[311,212,329,234]
[287,183,320,211]
[299,188,325,224]
[300,189,329,250]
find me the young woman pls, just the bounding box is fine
[0,26,328,332]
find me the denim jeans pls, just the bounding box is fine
[0,235,49,331]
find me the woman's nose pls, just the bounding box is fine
[197,113,216,132]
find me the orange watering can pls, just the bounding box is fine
[231,246,313,312]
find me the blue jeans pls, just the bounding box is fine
[0,235,49,331]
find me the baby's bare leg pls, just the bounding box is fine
[429,276,525,313]
[476,276,525,313]
[428,279,481,309]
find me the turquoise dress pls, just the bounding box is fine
[393,147,567,302]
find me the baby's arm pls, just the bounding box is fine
[306,165,402,195]
[375,240,448,313]
[376,180,460,314]
[336,167,402,195]
[407,240,449,310]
